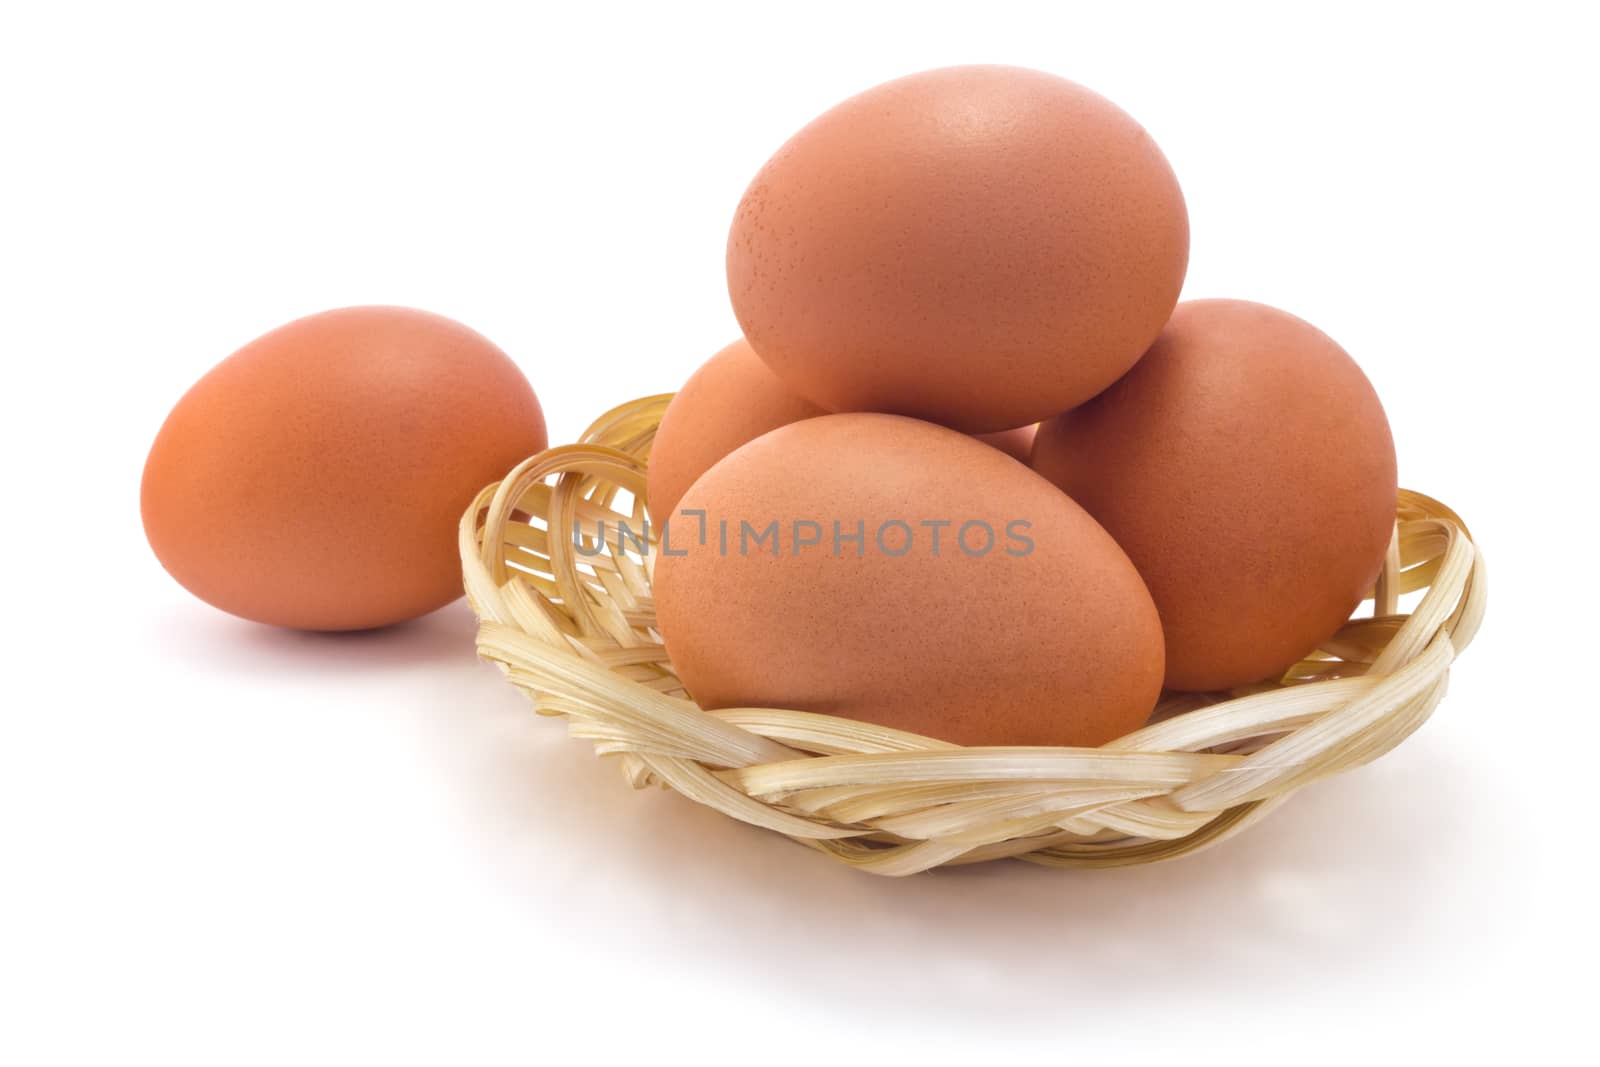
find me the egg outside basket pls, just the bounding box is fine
[459,394,1486,876]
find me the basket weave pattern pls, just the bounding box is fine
[459,395,1486,875]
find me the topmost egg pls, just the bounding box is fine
[727,65,1189,433]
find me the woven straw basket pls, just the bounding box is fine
[459,394,1486,876]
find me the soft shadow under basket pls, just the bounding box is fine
[459,395,1486,876]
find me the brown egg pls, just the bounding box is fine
[652,414,1164,747]
[649,342,1045,519]
[727,65,1189,433]
[647,338,828,521]
[142,306,547,630]
[1031,299,1397,691]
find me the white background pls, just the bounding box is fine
[3,1,1594,1062]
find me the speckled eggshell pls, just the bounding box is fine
[727,65,1189,433]
[652,413,1164,747]
[1031,299,1398,691]
[647,338,828,521]
[141,306,548,630]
